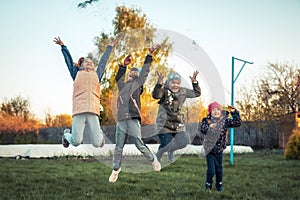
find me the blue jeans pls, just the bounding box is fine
[157,133,174,150]
[156,131,188,158]
[113,119,154,170]
[205,152,223,188]
[64,113,104,147]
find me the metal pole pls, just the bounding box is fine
[230,57,235,165]
[230,56,253,165]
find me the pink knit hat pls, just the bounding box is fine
[208,102,222,113]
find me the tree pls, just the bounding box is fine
[52,114,72,127]
[140,88,159,125]
[265,63,300,113]
[236,62,300,121]
[0,96,42,135]
[44,112,53,127]
[182,99,207,123]
[94,6,172,88]
[44,112,72,127]
[88,5,172,125]
[1,95,30,121]
[78,4,205,126]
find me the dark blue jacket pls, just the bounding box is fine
[61,45,112,81]
[200,110,242,153]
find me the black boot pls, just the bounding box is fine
[216,182,223,192]
[205,182,212,191]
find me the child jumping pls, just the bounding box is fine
[200,102,242,191]
[109,44,161,183]
[152,71,201,163]
[54,36,118,148]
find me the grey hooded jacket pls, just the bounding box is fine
[152,82,201,133]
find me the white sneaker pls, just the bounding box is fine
[109,168,121,183]
[152,155,161,172]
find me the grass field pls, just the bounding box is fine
[1,150,299,200]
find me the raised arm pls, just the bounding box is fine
[152,71,165,99]
[115,54,131,90]
[54,37,78,80]
[136,44,160,86]
[186,71,201,98]
[226,106,242,127]
[96,38,119,82]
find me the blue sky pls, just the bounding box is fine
[1,0,300,119]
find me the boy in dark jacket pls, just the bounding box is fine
[200,102,241,191]
[152,70,201,163]
[109,44,161,183]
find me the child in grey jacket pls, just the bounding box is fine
[152,70,201,163]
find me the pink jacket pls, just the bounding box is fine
[72,70,100,116]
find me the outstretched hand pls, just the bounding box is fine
[124,54,132,66]
[228,105,236,112]
[149,44,161,55]
[108,37,120,47]
[189,70,199,83]
[155,71,164,85]
[54,37,64,46]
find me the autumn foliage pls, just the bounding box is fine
[45,113,72,127]
[0,96,42,134]
[0,107,43,144]
[0,5,206,144]
[0,96,73,144]
[0,115,42,134]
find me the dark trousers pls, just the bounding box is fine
[156,132,188,156]
[205,152,223,187]
[157,133,174,150]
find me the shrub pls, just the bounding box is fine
[14,132,38,144]
[284,129,300,159]
[0,132,16,144]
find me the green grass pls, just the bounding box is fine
[1,150,300,200]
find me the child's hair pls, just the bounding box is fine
[74,57,85,67]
